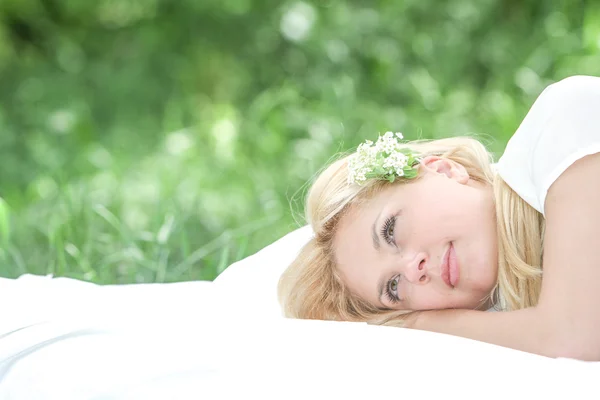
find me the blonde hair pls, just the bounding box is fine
[278,136,545,326]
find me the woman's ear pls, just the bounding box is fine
[420,156,470,184]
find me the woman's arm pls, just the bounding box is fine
[411,153,600,361]
[408,307,556,356]
[537,151,600,358]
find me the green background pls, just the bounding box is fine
[0,0,598,284]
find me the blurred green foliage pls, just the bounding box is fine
[0,0,597,283]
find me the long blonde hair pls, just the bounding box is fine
[278,136,544,325]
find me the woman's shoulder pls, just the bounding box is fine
[544,75,600,96]
[499,75,600,161]
[496,75,600,215]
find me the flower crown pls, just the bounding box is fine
[347,132,421,185]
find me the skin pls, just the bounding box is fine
[408,152,600,360]
[333,156,499,311]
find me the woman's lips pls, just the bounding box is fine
[448,243,460,287]
[441,243,460,288]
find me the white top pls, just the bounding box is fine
[496,75,600,216]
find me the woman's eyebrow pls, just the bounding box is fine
[377,277,385,303]
[371,210,383,251]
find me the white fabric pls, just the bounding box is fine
[1,273,216,327]
[1,275,600,399]
[0,275,222,399]
[496,75,600,215]
[212,225,314,318]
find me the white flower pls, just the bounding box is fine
[347,132,419,185]
[383,152,408,175]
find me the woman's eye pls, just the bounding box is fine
[381,216,397,246]
[390,278,398,292]
[385,276,401,304]
[387,223,395,239]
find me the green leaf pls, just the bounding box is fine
[404,168,418,179]
[0,197,9,246]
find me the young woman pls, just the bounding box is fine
[278,75,600,361]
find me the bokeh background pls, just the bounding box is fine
[0,0,598,284]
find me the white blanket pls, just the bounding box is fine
[1,227,600,399]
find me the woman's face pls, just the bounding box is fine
[333,156,498,311]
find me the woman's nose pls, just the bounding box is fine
[403,254,429,284]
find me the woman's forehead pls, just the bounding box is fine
[334,202,380,260]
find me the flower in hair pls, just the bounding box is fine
[347,132,421,185]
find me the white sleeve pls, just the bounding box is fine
[496,75,600,216]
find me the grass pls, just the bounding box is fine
[0,1,596,284]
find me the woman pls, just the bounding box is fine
[278,75,600,360]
